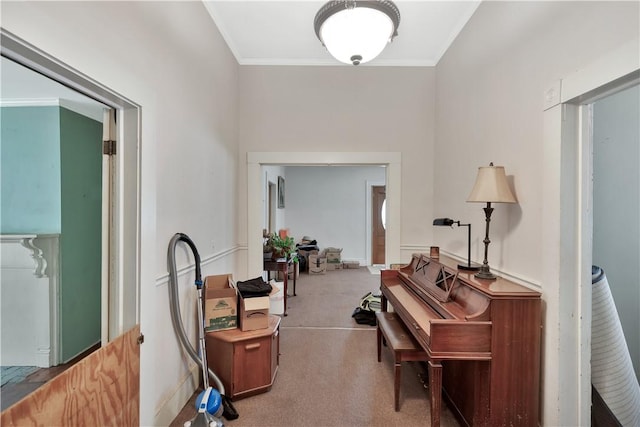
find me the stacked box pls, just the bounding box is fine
[308,254,327,274]
[323,247,343,263]
[237,294,270,331]
[234,281,277,332]
[297,249,319,273]
[204,274,238,332]
[326,262,343,270]
[323,247,342,272]
[343,260,360,269]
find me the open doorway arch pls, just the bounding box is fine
[541,38,639,426]
[1,29,144,424]
[246,152,401,278]
[1,29,142,342]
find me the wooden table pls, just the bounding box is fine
[263,257,297,316]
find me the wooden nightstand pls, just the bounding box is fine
[205,315,280,400]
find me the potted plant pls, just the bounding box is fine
[264,233,295,261]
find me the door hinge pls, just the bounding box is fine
[137,334,145,345]
[103,139,117,156]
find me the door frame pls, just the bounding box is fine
[541,38,639,426]
[365,180,386,266]
[1,28,142,343]
[247,152,401,277]
[369,183,386,266]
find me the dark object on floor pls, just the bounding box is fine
[352,307,377,326]
[359,291,382,312]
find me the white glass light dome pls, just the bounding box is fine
[314,1,400,66]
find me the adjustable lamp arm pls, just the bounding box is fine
[432,218,479,271]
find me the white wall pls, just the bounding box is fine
[2,2,240,425]
[284,166,386,265]
[238,66,436,261]
[435,1,639,425]
[593,84,640,380]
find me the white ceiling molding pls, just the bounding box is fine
[202,0,481,67]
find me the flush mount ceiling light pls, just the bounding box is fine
[314,0,400,66]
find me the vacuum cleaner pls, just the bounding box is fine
[168,233,239,426]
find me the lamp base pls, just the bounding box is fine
[458,262,481,272]
[474,263,497,280]
[474,269,497,280]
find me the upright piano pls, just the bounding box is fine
[380,253,541,427]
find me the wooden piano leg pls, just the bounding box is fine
[377,325,382,363]
[394,358,402,411]
[429,360,443,427]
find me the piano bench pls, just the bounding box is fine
[376,311,429,411]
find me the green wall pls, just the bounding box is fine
[1,106,61,233]
[59,107,103,362]
[0,105,102,363]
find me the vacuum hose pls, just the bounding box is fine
[168,233,238,421]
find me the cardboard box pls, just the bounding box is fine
[238,294,270,331]
[298,249,319,258]
[326,261,343,270]
[204,274,237,332]
[325,252,341,263]
[235,281,276,331]
[322,248,343,263]
[308,255,327,275]
[343,260,360,269]
[297,249,318,272]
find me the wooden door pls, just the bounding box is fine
[372,186,386,265]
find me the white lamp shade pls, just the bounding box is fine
[467,165,517,203]
[318,6,394,65]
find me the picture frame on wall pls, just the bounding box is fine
[277,176,285,209]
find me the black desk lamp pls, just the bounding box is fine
[432,218,480,271]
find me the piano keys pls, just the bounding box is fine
[380,253,541,427]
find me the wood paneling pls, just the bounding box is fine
[1,325,140,426]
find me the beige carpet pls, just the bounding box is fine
[172,267,461,427]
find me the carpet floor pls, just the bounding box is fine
[171,267,461,427]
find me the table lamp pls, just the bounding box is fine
[467,163,516,280]
[432,218,480,271]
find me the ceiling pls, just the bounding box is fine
[203,0,481,67]
[1,1,481,113]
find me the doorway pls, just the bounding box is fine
[371,185,386,265]
[590,84,640,424]
[0,56,107,369]
[542,43,639,424]
[268,180,277,234]
[247,152,401,278]
[1,29,141,417]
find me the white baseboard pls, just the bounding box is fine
[154,364,199,426]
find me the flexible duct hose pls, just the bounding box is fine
[168,233,238,419]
